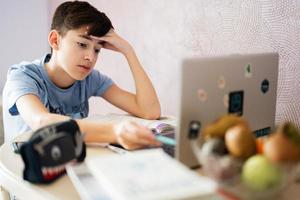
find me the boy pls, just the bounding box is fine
[2,1,161,150]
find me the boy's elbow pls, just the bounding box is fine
[142,113,160,120]
[142,108,161,120]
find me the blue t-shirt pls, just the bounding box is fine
[2,54,113,142]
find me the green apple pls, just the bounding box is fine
[242,155,282,191]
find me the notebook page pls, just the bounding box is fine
[87,149,217,200]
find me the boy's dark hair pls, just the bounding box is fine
[51,1,113,37]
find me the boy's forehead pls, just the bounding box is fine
[68,26,104,45]
[68,25,90,35]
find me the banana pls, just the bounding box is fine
[203,114,247,139]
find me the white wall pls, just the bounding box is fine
[0,0,49,144]
[0,0,49,92]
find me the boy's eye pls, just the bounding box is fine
[77,42,87,48]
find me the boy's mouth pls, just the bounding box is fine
[77,65,91,72]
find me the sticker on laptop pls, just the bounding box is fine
[197,89,207,102]
[228,91,244,116]
[223,94,229,109]
[188,120,201,139]
[218,76,226,89]
[261,79,269,93]
[245,63,252,78]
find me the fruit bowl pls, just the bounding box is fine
[192,140,298,200]
[191,115,300,199]
[218,163,297,200]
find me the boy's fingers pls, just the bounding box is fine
[116,121,161,149]
[133,131,161,146]
[123,122,161,146]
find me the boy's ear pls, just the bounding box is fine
[48,30,60,50]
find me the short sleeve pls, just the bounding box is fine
[87,70,114,97]
[5,66,40,115]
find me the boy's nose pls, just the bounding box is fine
[84,51,96,63]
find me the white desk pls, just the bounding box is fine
[0,114,177,200]
[1,118,300,200]
[3,140,300,200]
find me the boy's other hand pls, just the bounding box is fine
[90,30,133,55]
[113,121,161,150]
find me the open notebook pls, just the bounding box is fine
[66,163,111,200]
[85,149,217,200]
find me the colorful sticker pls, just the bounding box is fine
[223,94,229,109]
[245,63,252,78]
[218,76,226,89]
[197,89,207,102]
[261,79,269,93]
[188,120,201,139]
[228,91,244,116]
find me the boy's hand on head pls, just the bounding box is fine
[113,121,161,150]
[90,30,133,56]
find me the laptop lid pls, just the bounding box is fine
[175,52,279,168]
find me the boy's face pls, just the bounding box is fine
[56,26,103,80]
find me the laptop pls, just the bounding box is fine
[175,52,279,168]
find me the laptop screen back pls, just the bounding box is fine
[175,53,279,168]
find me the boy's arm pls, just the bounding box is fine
[91,31,161,120]
[16,94,160,150]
